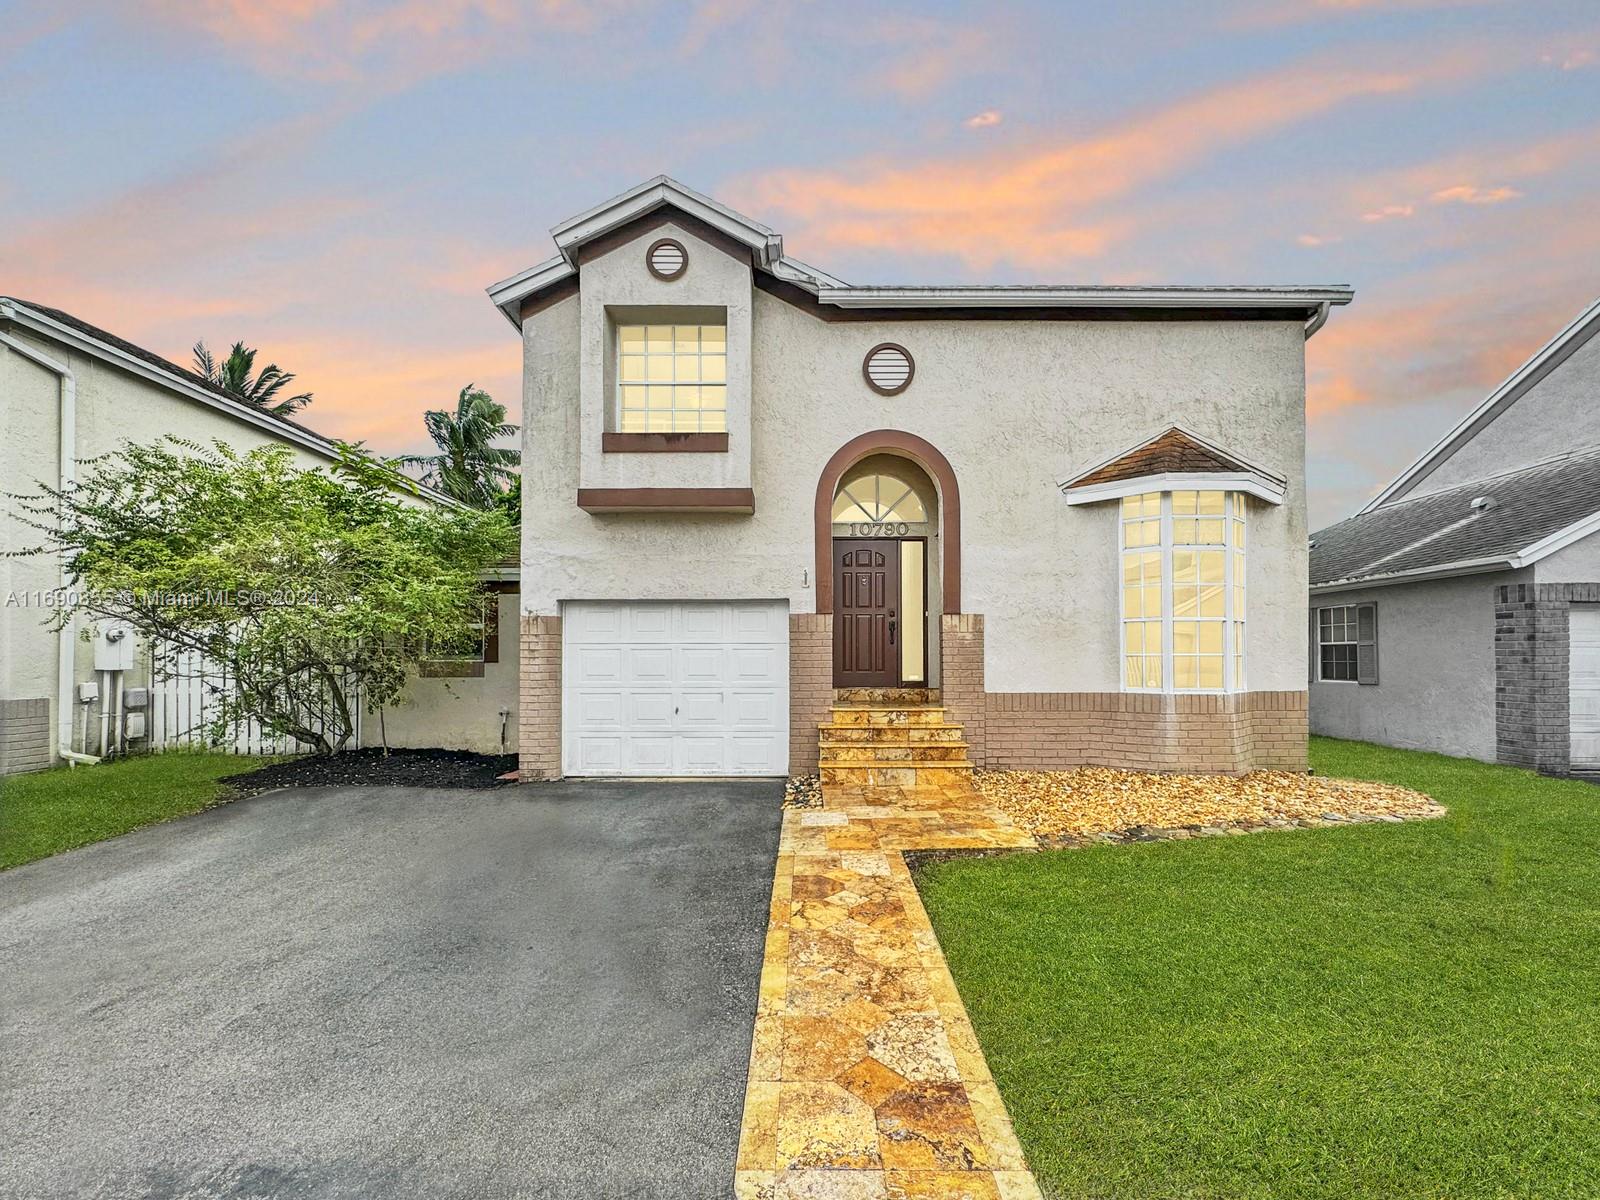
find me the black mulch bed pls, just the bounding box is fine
[226,748,518,792]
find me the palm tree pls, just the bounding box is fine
[193,341,314,416]
[399,384,520,509]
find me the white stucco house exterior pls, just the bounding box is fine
[0,298,519,773]
[489,177,1353,782]
[1311,296,1600,774]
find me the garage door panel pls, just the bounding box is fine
[730,736,781,772]
[574,645,624,683]
[627,692,675,729]
[730,690,780,729]
[624,736,675,774]
[564,601,788,776]
[628,646,674,683]
[1570,608,1600,769]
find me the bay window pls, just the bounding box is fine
[1121,490,1246,693]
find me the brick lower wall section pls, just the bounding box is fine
[940,614,987,766]
[518,615,562,781]
[1495,582,1596,775]
[1,697,53,776]
[984,690,1308,774]
[790,614,832,774]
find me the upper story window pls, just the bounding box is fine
[617,323,726,433]
[1121,490,1246,693]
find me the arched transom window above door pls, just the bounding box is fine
[831,473,928,523]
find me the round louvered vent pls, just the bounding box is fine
[863,343,914,395]
[646,238,687,280]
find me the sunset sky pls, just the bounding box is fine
[4,0,1597,528]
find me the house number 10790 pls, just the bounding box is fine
[850,522,910,537]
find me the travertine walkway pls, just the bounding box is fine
[734,783,1042,1200]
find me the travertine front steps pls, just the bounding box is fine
[820,689,974,788]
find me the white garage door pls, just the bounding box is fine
[1570,607,1600,770]
[563,600,789,777]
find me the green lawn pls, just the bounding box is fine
[0,752,275,870]
[917,738,1600,1199]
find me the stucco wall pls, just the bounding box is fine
[1407,325,1600,499]
[521,233,1311,697]
[1309,571,1518,761]
[367,592,520,756]
[3,330,340,763]
[1533,529,1600,584]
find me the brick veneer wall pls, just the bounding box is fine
[985,690,1308,774]
[1494,582,1596,774]
[518,615,562,781]
[940,614,987,766]
[790,614,833,774]
[935,613,1307,774]
[1,697,52,776]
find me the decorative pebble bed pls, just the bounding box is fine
[974,767,1443,847]
[782,774,822,809]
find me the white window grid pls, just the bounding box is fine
[1120,490,1246,694]
[1318,604,1358,682]
[617,324,727,433]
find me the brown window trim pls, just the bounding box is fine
[578,487,754,514]
[416,594,501,677]
[601,432,729,453]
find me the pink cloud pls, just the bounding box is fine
[964,110,1004,130]
[1361,203,1415,222]
[731,55,1453,270]
[1431,184,1523,205]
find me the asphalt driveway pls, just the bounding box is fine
[0,780,783,1200]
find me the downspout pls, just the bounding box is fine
[1304,301,1332,340]
[0,324,99,766]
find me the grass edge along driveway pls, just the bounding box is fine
[0,752,276,870]
[916,738,1600,1200]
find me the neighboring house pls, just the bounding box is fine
[0,298,517,772]
[1310,297,1600,773]
[488,176,1353,782]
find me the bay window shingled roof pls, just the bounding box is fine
[1310,446,1600,586]
[1068,427,1254,488]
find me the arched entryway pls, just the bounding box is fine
[814,431,961,688]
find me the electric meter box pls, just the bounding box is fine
[93,624,136,672]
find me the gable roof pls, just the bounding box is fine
[0,297,459,506]
[486,175,1353,329]
[1058,425,1288,505]
[1359,295,1600,513]
[1310,446,1600,590]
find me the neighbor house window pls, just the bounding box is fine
[1121,490,1246,693]
[1318,602,1377,684]
[617,324,726,433]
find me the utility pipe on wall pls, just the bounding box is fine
[0,325,98,766]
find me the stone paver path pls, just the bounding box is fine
[735,783,1042,1200]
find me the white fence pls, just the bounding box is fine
[149,645,361,756]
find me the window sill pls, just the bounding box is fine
[418,660,485,678]
[602,432,728,453]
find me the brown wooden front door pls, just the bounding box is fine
[833,539,901,687]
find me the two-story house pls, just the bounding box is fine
[490,177,1352,783]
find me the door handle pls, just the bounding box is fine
[888,610,896,645]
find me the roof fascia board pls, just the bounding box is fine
[1360,296,1600,514]
[1062,472,1286,506]
[2,301,344,465]
[551,178,782,268]
[1511,508,1600,568]
[1310,556,1514,593]
[819,285,1354,310]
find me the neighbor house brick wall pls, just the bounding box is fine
[0,698,52,776]
[1494,582,1598,774]
[518,615,562,781]
[939,614,987,767]
[983,690,1307,775]
[790,614,832,774]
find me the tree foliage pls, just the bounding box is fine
[193,340,314,416]
[8,439,514,755]
[399,383,520,509]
